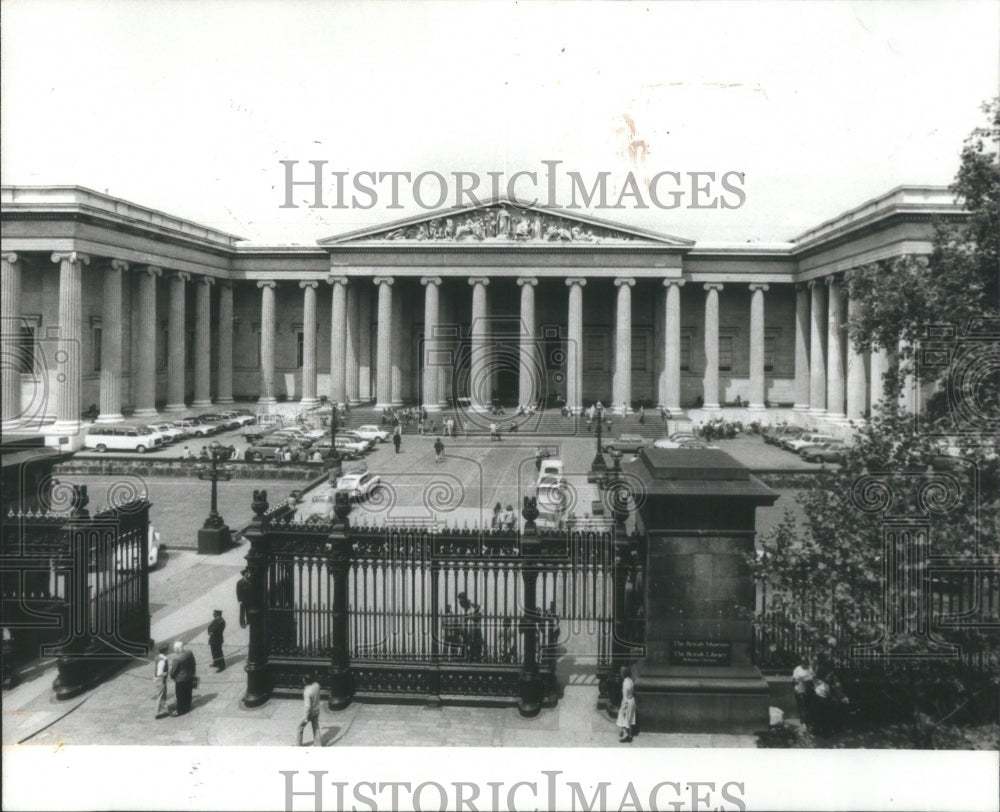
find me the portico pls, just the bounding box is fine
[0,186,966,447]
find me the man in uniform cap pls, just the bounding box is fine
[208,610,226,671]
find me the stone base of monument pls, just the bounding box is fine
[633,661,770,733]
[198,524,232,555]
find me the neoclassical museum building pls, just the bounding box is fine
[1,184,962,446]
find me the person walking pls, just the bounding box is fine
[169,640,197,716]
[433,436,444,463]
[617,665,636,742]
[297,674,322,746]
[489,422,498,441]
[208,610,226,671]
[153,643,170,719]
[236,570,251,628]
[392,426,402,454]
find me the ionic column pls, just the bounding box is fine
[702,283,723,411]
[165,271,189,412]
[421,277,442,412]
[826,276,846,418]
[97,260,126,423]
[134,266,161,418]
[437,285,451,406]
[662,280,684,412]
[845,292,867,421]
[373,277,394,410]
[748,283,769,410]
[329,276,348,404]
[300,281,319,407]
[1,253,23,428]
[345,283,360,405]
[869,345,892,416]
[391,285,406,406]
[517,277,538,408]
[258,281,277,406]
[808,280,827,413]
[613,278,635,414]
[357,284,372,402]
[793,284,811,410]
[566,278,586,412]
[50,252,89,432]
[469,277,490,410]
[192,276,213,407]
[216,282,234,404]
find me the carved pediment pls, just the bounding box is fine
[318,200,693,247]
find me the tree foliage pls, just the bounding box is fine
[754,101,1000,730]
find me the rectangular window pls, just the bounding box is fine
[718,336,733,372]
[93,325,102,372]
[631,331,647,371]
[18,326,37,374]
[680,335,691,372]
[296,331,304,368]
[764,336,775,373]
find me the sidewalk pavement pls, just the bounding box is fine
[3,544,757,749]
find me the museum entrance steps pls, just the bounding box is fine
[328,406,689,439]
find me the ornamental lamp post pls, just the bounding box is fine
[196,440,233,554]
[590,403,609,485]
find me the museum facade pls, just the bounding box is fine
[0,185,963,444]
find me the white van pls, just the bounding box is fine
[85,426,163,453]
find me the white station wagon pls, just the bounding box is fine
[353,425,391,443]
[85,426,164,453]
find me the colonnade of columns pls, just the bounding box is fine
[0,257,904,433]
[1,254,233,432]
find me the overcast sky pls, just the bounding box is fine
[2,0,997,245]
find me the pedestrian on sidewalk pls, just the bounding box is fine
[154,643,170,718]
[169,641,197,716]
[297,674,322,746]
[393,426,402,454]
[617,666,636,743]
[208,610,226,671]
[236,569,251,629]
[434,436,444,463]
[791,657,815,726]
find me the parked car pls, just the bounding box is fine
[799,441,847,464]
[763,425,804,445]
[294,492,339,523]
[172,417,218,437]
[147,422,186,443]
[274,426,325,443]
[602,434,651,454]
[537,458,566,488]
[353,424,391,443]
[335,470,381,500]
[244,439,307,462]
[219,410,256,428]
[312,438,362,460]
[85,426,163,453]
[785,433,838,452]
[197,413,231,430]
[338,430,376,451]
[669,432,698,443]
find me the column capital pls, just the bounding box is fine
[662,278,685,289]
[516,276,538,287]
[143,265,163,278]
[170,271,191,283]
[420,276,443,287]
[468,276,490,287]
[327,275,349,287]
[50,251,90,266]
[373,276,395,287]
[614,277,636,287]
[257,280,277,290]
[749,283,769,292]
[703,283,724,292]
[197,275,215,286]
[1,252,17,264]
[299,280,319,290]
[825,274,842,287]
[808,278,824,289]
[110,259,129,272]
[565,277,587,287]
